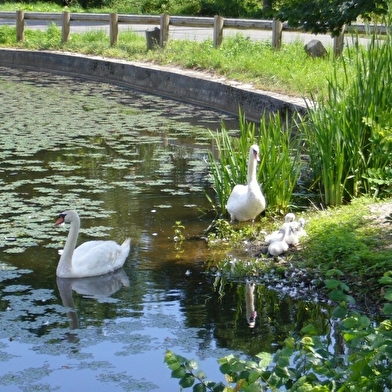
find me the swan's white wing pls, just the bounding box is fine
[73,240,107,256]
[265,230,283,245]
[227,184,265,222]
[229,184,248,198]
[72,240,129,277]
[227,185,248,221]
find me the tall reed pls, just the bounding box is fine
[206,110,302,217]
[303,13,392,205]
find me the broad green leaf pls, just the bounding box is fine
[180,373,195,388]
[345,295,356,304]
[301,324,318,335]
[382,303,392,315]
[358,315,371,328]
[284,337,295,349]
[164,350,182,370]
[172,367,187,379]
[341,316,359,329]
[192,382,207,392]
[243,383,262,392]
[325,279,340,289]
[218,354,235,365]
[343,333,356,342]
[380,276,392,285]
[384,291,392,301]
[332,305,347,318]
[256,352,272,368]
[219,363,231,375]
[329,289,345,302]
[248,369,261,384]
[326,269,344,277]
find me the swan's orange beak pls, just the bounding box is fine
[55,216,65,225]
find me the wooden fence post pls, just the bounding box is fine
[160,14,170,48]
[272,19,282,50]
[16,10,24,42]
[110,13,118,46]
[62,11,70,43]
[213,15,224,48]
[333,25,345,57]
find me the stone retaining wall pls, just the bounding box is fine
[0,48,306,121]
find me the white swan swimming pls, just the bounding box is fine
[55,210,131,278]
[226,144,266,223]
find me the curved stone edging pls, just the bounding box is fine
[0,48,306,121]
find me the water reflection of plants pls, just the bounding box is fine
[166,272,392,391]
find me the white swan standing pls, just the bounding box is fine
[55,210,131,278]
[226,144,266,223]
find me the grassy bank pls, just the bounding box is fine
[207,197,392,310]
[0,3,357,98]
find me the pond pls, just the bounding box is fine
[0,67,332,391]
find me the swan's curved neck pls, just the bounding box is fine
[57,215,80,276]
[248,154,258,184]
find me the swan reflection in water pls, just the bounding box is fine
[246,280,257,328]
[57,269,130,334]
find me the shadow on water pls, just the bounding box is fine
[0,67,334,391]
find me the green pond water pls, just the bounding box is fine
[0,67,332,391]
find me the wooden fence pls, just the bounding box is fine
[0,11,383,56]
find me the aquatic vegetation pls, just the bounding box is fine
[0,66,234,256]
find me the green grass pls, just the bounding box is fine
[208,196,392,304]
[297,197,392,300]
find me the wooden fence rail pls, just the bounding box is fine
[0,11,385,56]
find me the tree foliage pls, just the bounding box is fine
[276,0,389,36]
[3,0,389,33]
